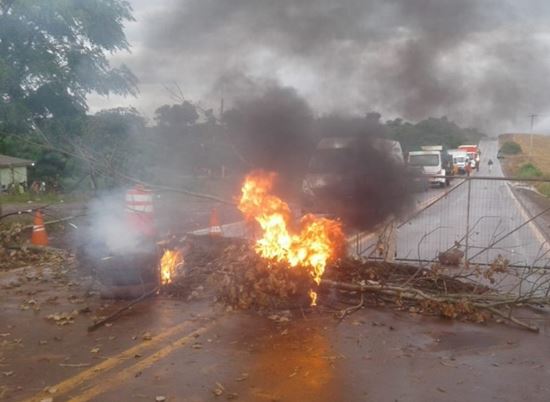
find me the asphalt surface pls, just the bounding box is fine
[1,265,550,402]
[3,140,550,401]
[376,139,550,268]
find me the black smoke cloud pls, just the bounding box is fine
[124,0,550,131]
[222,81,413,230]
[222,83,314,185]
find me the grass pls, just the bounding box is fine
[499,134,550,197]
[500,140,522,155]
[517,163,543,178]
[0,192,85,205]
[537,182,550,198]
[500,134,550,173]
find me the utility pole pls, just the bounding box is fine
[528,113,537,158]
[219,83,225,119]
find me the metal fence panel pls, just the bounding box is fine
[354,177,550,269]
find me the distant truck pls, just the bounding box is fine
[458,145,480,170]
[407,145,453,187]
[447,149,469,174]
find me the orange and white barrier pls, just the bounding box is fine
[125,185,156,237]
[209,208,223,237]
[31,210,48,246]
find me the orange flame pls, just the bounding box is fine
[238,171,344,303]
[160,249,183,285]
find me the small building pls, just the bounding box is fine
[0,154,34,192]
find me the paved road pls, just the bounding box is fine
[367,139,550,269]
[3,142,550,402]
[2,265,550,402]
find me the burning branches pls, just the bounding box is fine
[160,249,184,285]
[212,241,314,309]
[212,244,547,331]
[238,171,345,304]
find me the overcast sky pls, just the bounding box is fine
[87,0,550,133]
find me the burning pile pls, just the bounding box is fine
[160,172,550,332]
[238,171,345,304]
[160,249,184,285]
[162,234,550,332]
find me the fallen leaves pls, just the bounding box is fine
[212,382,225,396]
[46,386,58,394]
[47,311,78,326]
[235,373,249,382]
[268,312,291,323]
[0,222,70,271]
[20,298,40,311]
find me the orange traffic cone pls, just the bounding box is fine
[209,208,223,237]
[31,210,48,246]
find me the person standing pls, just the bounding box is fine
[465,161,472,177]
[488,159,494,173]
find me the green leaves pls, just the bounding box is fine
[0,0,137,134]
[386,116,486,151]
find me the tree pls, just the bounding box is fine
[386,116,485,151]
[69,107,148,189]
[0,0,138,136]
[154,102,199,131]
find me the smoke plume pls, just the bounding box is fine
[222,81,413,230]
[106,0,550,132]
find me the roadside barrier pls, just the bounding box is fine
[31,210,48,246]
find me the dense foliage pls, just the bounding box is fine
[517,163,543,178]
[500,141,522,155]
[385,116,485,152]
[0,0,137,129]
[0,0,138,189]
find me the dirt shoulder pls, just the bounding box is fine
[511,186,550,243]
[498,134,550,241]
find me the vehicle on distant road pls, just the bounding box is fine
[447,149,469,174]
[407,146,453,187]
[458,144,480,171]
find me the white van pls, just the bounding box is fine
[448,149,469,174]
[407,150,450,187]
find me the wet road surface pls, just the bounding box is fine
[2,265,550,402]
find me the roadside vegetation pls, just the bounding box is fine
[499,134,550,197]
[500,140,522,155]
[0,2,485,202]
[0,192,82,205]
[517,163,543,178]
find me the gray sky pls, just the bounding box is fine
[87,0,550,132]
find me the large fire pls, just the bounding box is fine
[160,249,184,285]
[238,171,345,304]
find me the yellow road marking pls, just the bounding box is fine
[69,324,213,402]
[24,321,194,402]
